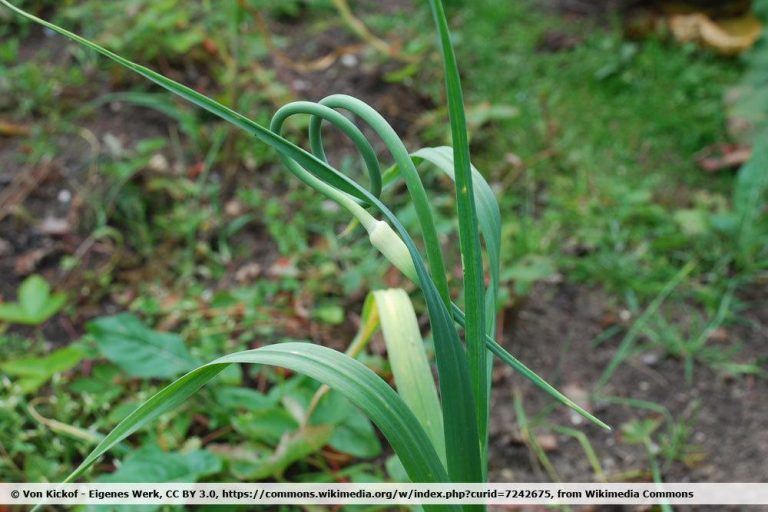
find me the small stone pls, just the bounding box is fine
[505,152,523,169]
[148,153,169,173]
[268,257,299,278]
[224,199,244,217]
[0,238,11,256]
[537,434,559,452]
[340,54,358,67]
[708,327,729,343]
[642,352,660,366]
[235,263,263,283]
[38,216,70,235]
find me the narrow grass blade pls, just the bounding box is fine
[552,425,606,481]
[597,262,695,388]
[646,441,674,512]
[373,289,446,464]
[450,303,611,431]
[428,0,489,459]
[61,343,451,489]
[84,92,204,146]
[513,390,560,481]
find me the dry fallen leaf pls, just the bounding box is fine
[707,327,729,343]
[669,13,762,55]
[562,383,592,413]
[510,432,559,452]
[696,143,752,172]
[38,216,71,236]
[14,247,51,275]
[235,262,263,283]
[0,238,12,257]
[0,119,31,137]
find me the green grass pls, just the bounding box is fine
[430,0,745,303]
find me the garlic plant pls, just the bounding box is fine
[0,2,609,511]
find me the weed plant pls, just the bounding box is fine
[1,1,608,508]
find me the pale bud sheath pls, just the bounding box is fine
[367,220,419,284]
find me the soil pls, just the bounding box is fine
[489,282,768,509]
[265,3,433,160]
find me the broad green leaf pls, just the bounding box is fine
[0,274,66,325]
[92,445,221,512]
[19,274,52,316]
[209,425,333,480]
[372,289,445,463]
[328,407,382,458]
[232,408,298,445]
[97,444,221,483]
[312,303,345,325]
[87,313,199,379]
[1,346,85,393]
[0,303,27,324]
[61,343,451,502]
[69,364,124,402]
[216,386,276,411]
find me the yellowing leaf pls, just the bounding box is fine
[669,13,763,55]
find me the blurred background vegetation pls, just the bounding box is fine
[1,0,766,498]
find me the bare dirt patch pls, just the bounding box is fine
[489,282,768,487]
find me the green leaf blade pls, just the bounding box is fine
[1,346,85,393]
[60,343,452,507]
[428,0,490,471]
[87,313,199,379]
[373,289,445,464]
[411,146,501,322]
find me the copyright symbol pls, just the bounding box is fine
[11,490,19,499]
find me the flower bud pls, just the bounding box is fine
[367,220,419,284]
